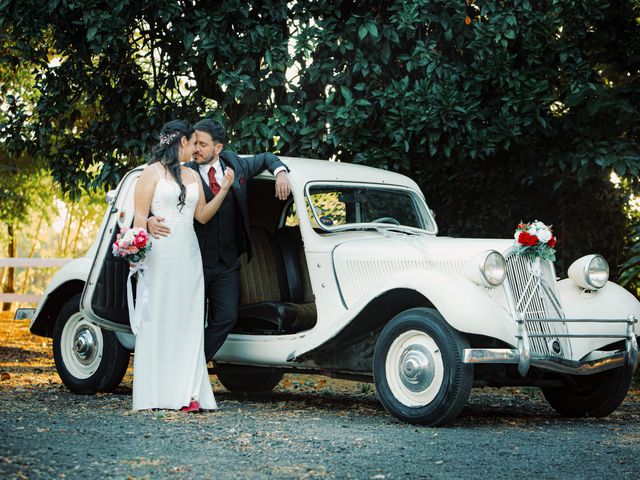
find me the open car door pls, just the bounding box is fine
[81,167,144,333]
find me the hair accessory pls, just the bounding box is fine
[159,131,181,146]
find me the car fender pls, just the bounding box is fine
[557,279,640,360]
[292,269,517,360]
[362,270,517,344]
[29,257,91,337]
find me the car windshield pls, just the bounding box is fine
[306,183,435,232]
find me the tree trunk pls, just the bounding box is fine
[71,211,85,257]
[57,205,71,254]
[62,201,76,257]
[2,223,16,311]
[21,214,44,294]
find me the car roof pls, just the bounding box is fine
[128,156,422,192]
[253,156,422,191]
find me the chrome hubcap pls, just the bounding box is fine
[60,312,104,379]
[385,330,444,407]
[73,329,98,364]
[399,345,435,392]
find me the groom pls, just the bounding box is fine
[148,119,291,361]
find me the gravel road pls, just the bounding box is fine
[1,317,639,479]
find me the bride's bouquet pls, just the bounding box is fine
[112,227,152,335]
[112,227,152,264]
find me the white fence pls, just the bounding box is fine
[0,258,73,304]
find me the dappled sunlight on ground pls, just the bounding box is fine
[1,310,638,418]
[0,311,380,401]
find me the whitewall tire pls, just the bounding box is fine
[373,308,473,426]
[53,294,129,394]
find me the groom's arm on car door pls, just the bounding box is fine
[246,153,290,200]
[245,152,289,178]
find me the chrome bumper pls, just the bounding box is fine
[463,315,638,376]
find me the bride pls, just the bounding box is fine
[130,119,234,412]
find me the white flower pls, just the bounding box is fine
[514,231,521,242]
[536,226,552,243]
[532,220,546,230]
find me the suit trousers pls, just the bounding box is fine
[203,260,240,362]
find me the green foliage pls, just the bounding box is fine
[1,0,640,277]
[619,189,640,293]
[620,220,640,289]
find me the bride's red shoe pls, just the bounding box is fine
[181,400,201,413]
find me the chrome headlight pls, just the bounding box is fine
[568,254,609,290]
[465,250,507,287]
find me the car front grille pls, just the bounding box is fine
[504,253,566,356]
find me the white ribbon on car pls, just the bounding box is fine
[528,256,543,277]
[127,262,149,335]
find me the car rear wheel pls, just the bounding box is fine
[541,366,634,417]
[373,308,473,426]
[215,364,284,393]
[53,294,130,394]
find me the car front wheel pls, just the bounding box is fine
[541,366,634,418]
[53,294,130,394]
[215,364,284,393]
[373,308,473,426]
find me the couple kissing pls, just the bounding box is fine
[129,118,290,412]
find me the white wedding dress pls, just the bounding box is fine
[132,167,217,411]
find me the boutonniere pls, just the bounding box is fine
[239,176,245,186]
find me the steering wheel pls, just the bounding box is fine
[371,216,401,225]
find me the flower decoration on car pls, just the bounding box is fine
[514,221,557,261]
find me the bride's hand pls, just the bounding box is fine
[221,168,235,191]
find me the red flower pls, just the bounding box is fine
[518,231,538,247]
[547,236,557,248]
[133,235,147,248]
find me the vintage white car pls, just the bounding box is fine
[22,157,639,426]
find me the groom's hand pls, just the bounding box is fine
[147,216,171,238]
[275,171,291,200]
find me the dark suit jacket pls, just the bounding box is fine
[185,151,288,260]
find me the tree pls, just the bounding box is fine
[1,0,639,277]
[0,31,54,309]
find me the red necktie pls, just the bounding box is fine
[208,166,221,195]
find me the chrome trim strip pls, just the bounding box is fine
[539,278,565,317]
[516,319,530,376]
[627,314,638,369]
[528,318,636,323]
[523,334,630,339]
